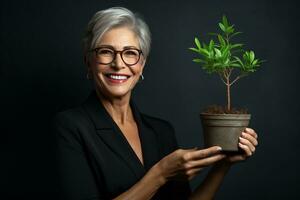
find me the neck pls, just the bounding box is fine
[95,90,134,125]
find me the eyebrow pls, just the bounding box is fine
[98,45,139,50]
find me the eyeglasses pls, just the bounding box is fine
[90,47,143,66]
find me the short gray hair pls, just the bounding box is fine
[82,7,151,59]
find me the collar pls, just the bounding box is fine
[82,90,143,130]
[82,90,115,130]
[81,90,159,173]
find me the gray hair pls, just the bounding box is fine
[82,7,151,59]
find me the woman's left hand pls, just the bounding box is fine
[225,127,258,163]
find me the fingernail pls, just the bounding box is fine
[217,147,222,151]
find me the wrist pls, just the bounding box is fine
[213,160,232,172]
[149,163,167,186]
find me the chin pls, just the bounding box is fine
[97,83,134,99]
[106,88,132,98]
[94,74,138,99]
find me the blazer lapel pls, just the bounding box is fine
[82,91,146,178]
[130,101,160,171]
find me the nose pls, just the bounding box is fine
[111,53,125,69]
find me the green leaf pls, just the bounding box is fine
[222,45,230,55]
[193,58,205,63]
[231,63,241,67]
[227,25,235,33]
[194,37,201,49]
[243,52,249,60]
[233,56,244,67]
[214,48,222,57]
[198,48,210,56]
[252,59,258,65]
[229,31,242,39]
[218,23,226,32]
[209,39,215,51]
[209,50,214,58]
[250,51,255,62]
[217,34,226,46]
[222,15,229,27]
[189,47,200,53]
[231,43,243,49]
[213,63,223,68]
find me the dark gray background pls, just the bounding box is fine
[1,0,299,199]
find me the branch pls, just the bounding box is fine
[223,69,229,79]
[218,72,227,85]
[229,73,247,86]
[228,68,233,78]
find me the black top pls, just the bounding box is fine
[53,90,191,200]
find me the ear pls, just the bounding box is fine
[140,58,146,73]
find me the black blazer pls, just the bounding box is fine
[53,91,191,200]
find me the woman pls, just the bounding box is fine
[53,7,258,200]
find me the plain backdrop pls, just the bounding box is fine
[1,0,299,199]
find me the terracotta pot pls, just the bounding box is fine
[200,113,251,151]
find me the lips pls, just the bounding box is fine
[104,73,131,84]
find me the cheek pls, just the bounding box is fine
[131,60,145,75]
[132,67,142,75]
[89,63,106,75]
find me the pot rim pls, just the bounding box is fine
[200,113,251,116]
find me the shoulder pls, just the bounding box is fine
[52,105,91,130]
[53,106,83,123]
[52,105,93,147]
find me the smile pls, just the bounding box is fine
[104,73,131,83]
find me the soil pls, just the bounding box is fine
[202,105,249,114]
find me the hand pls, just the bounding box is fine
[225,127,258,163]
[155,146,225,182]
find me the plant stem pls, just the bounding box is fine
[226,76,231,111]
[218,72,227,85]
[230,73,247,86]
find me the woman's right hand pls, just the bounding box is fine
[154,146,225,183]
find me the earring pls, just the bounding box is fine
[140,74,144,81]
[86,73,92,80]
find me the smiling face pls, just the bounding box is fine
[87,26,145,100]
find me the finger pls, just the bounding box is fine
[227,155,247,162]
[178,147,198,153]
[186,168,202,180]
[245,128,258,139]
[175,148,198,161]
[189,146,222,160]
[187,167,202,176]
[241,132,258,146]
[239,137,256,153]
[239,142,252,156]
[189,154,226,168]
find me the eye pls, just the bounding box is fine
[123,49,139,57]
[97,48,114,56]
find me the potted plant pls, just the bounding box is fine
[189,15,264,151]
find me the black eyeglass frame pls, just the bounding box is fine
[89,47,143,66]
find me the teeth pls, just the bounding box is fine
[109,75,128,80]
